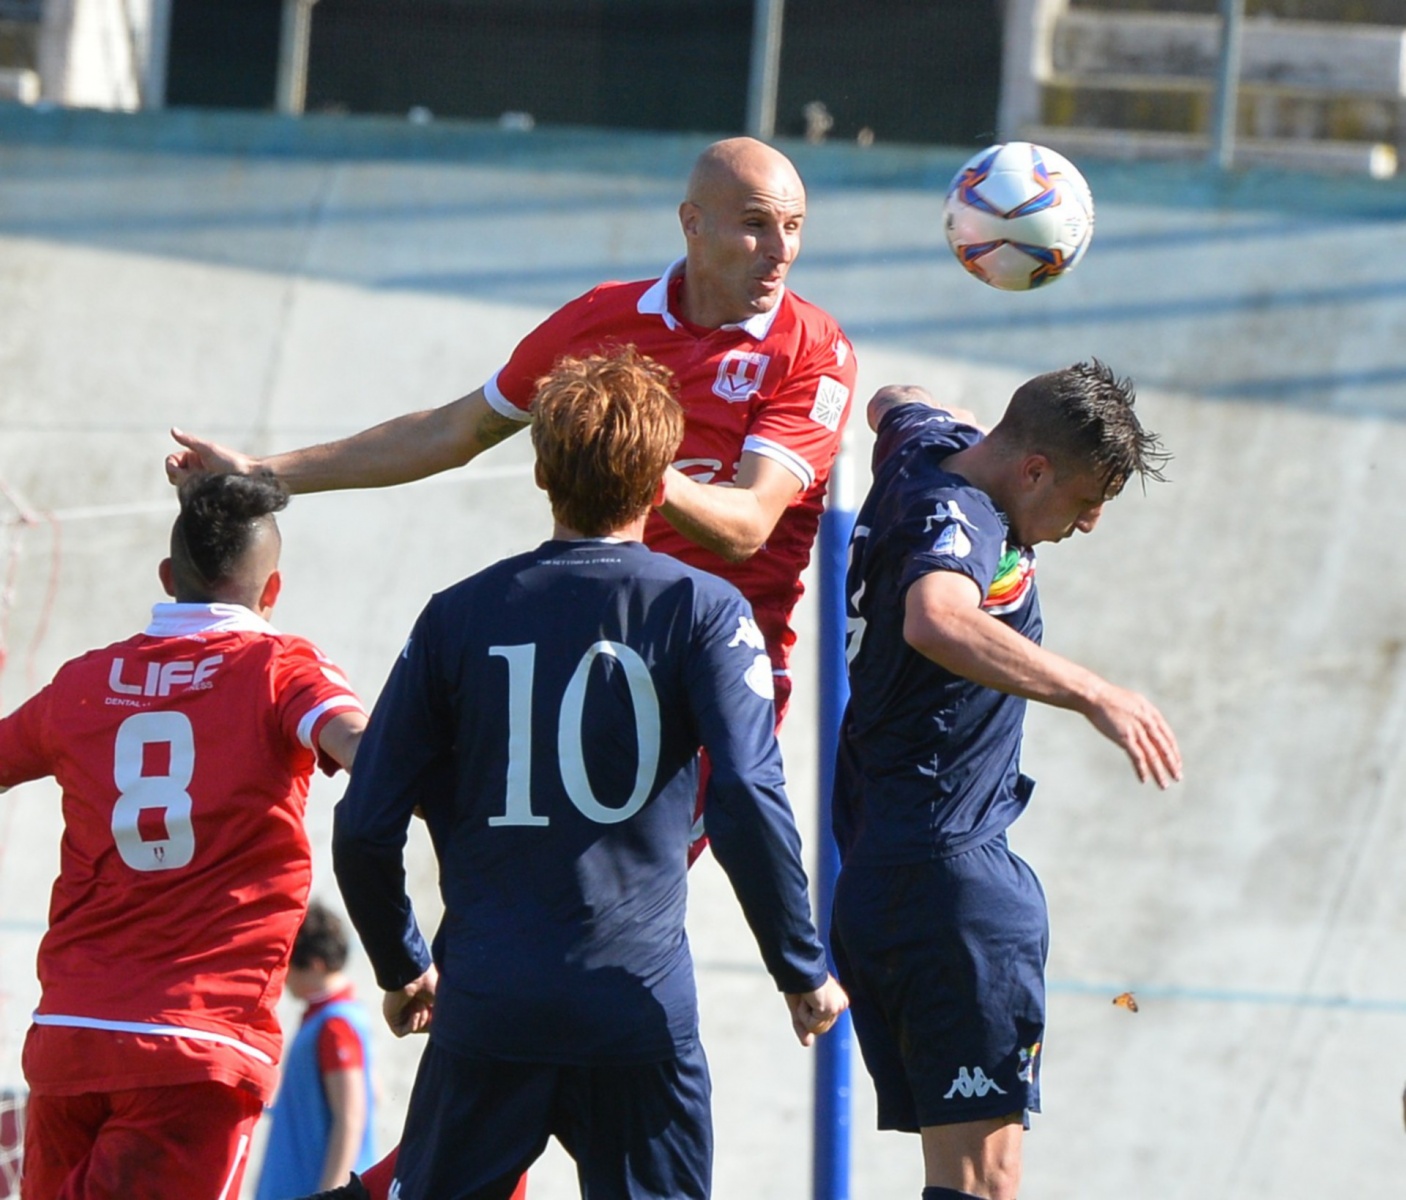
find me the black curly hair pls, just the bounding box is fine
[169,472,289,601]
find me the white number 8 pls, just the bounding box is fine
[111,711,197,872]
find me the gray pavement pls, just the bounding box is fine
[1,107,1405,1197]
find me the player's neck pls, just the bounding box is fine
[943,443,1011,512]
[553,514,648,544]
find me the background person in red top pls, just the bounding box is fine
[0,473,366,1200]
[256,902,377,1199]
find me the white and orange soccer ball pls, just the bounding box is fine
[942,141,1095,291]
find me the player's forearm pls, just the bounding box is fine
[261,392,522,494]
[904,593,1105,714]
[656,469,773,561]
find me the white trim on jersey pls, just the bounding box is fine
[145,603,278,638]
[742,434,816,489]
[31,1012,275,1065]
[636,257,784,339]
[296,696,365,750]
[483,369,536,422]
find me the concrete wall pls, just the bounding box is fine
[1,108,1406,1196]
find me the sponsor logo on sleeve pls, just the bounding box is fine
[744,654,776,700]
[810,375,849,431]
[834,337,850,367]
[931,523,971,559]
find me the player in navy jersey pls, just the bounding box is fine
[833,366,1182,1200]
[332,347,847,1200]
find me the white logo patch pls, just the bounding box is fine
[834,338,850,367]
[943,1066,1008,1100]
[810,375,849,431]
[924,500,977,533]
[744,654,775,700]
[931,524,971,559]
[728,616,767,651]
[713,350,770,403]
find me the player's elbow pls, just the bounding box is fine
[715,532,766,562]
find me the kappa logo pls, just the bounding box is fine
[924,500,977,533]
[944,1066,1007,1100]
[713,350,770,403]
[834,338,850,367]
[728,615,767,652]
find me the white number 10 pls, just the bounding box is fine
[488,640,661,828]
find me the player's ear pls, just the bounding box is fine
[652,477,667,509]
[158,557,176,598]
[258,569,282,616]
[679,200,702,238]
[1020,453,1052,490]
[533,461,547,492]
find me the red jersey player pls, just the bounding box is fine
[166,135,857,723]
[0,473,366,1200]
[165,136,856,1200]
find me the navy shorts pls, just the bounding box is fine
[831,836,1048,1132]
[391,1038,712,1200]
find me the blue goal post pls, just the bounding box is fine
[813,440,855,1200]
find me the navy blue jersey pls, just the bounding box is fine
[334,539,828,1066]
[835,403,1042,865]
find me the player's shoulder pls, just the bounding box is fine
[779,286,847,336]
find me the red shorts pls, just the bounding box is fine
[23,1082,261,1200]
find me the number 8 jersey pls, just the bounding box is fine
[0,603,364,1102]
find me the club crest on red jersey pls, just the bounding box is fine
[712,350,770,403]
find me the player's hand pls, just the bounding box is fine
[785,975,849,1047]
[1083,681,1182,789]
[383,965,437,1037]
[165,427,258,486]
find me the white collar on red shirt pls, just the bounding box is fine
[145,602,279,638]
[637,257,784,339]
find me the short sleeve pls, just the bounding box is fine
[895,489,1008,602]
[483,288,612,419]
[269,640,366,776]
[0,686,54,789]
[742,324,857,490]
[316,1015,367,1073]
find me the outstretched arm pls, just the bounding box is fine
[166,388,525,495]
[905,571,1182,788]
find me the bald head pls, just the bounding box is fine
[678,138,807,327]
[685,137,805,208]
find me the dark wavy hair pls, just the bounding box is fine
[994,359,1171,497]
[290,900,350,972]
[169,472,289,600]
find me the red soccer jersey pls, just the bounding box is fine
[485,259,857,668]
[1,604,364,1103]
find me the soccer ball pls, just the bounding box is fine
[942,142,1095,291]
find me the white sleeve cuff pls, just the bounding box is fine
[742,435,816,489]
[483,370,534,422]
